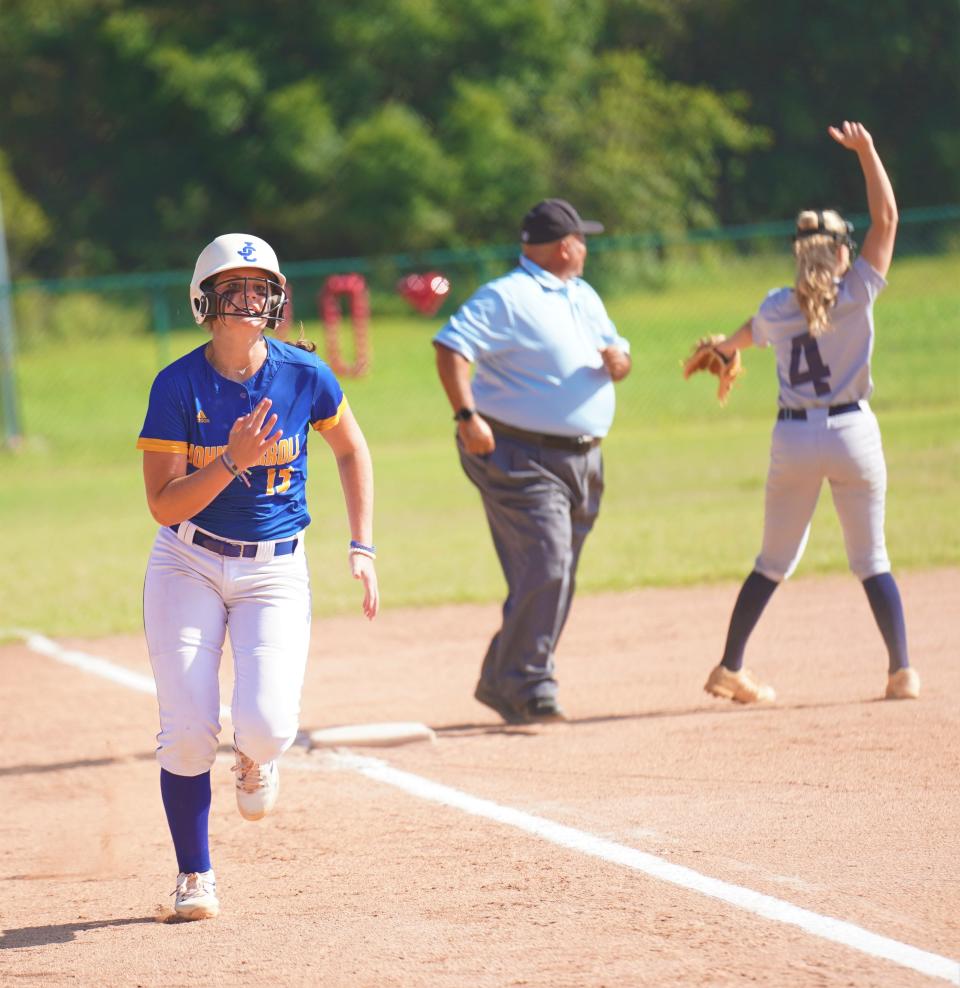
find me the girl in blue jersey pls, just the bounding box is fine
[698,122,919,705]
[137,233,378,919]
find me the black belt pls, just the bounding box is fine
[483,416,600,452]
[777,402,861,421]
[170,525,298,558]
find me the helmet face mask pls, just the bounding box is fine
[190,234,288,328]
[202,274,286,324]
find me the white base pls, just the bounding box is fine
[306,722,436,749]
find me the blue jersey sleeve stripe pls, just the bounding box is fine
[311,396,346,432]
[137,437,189,454]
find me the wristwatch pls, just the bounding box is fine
[454,407,476,422]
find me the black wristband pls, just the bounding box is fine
[454,407,476,422]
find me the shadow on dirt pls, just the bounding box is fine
[0,752,156,778]
[433,698,868,734]
[0,916,157,949]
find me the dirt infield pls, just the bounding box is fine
[2,569,958,987]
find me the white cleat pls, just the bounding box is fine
[173,870,219,920]
[885,667,920,700]
[232,746,279,821]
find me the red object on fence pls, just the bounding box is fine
[397,271,450,316]
[318,274,370,377]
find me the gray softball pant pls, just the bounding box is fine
[755,404,891,582]
[457,432,603,706]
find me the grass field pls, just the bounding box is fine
[3,252,957,639]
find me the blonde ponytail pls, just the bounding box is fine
[793,209,849,337]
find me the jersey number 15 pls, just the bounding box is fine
[266,468,293,495]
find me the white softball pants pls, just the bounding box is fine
[755,404,891,582]
[143,524,312,777]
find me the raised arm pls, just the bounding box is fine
[828,121,898,278]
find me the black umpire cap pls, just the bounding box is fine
[520,198,605,244]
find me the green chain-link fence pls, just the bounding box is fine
[2,205,958,455]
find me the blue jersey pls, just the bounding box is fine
[137,338,345,541]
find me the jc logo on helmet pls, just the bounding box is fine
[237,241,257,262]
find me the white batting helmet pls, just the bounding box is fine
[189,233,288,326]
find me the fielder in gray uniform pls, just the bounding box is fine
[433,199,632,724]
[699,121,920,704]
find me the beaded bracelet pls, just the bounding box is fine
[348,539,377,560]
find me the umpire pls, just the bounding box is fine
[433,198,632,724]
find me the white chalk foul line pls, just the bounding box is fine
[9,629,959,985]
[10,630,232,721]
[316,756,958,985]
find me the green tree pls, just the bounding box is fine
[542,52,765,234]
[330,104,458,254]
[12,0,945,277]
[0,151,51,276]
[440,80,549,241]
[612,0,960,221]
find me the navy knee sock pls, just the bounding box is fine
[721,571,779,672]
[862,572,910,674]
[160,768,212,875]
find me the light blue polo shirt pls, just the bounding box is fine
[433,256,630,437]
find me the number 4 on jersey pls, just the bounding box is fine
[789,332,832,396]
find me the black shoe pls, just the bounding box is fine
[474,682,530,725]
[523,696,567,723]
[474,683,567,725]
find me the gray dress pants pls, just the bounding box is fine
[457,432,603,705]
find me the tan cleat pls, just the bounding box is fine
[704,664,776,704]
[885,667,920,700]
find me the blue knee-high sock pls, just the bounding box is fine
[160,768,212,875]
[862,572,910,674]
[721,571,779,672]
